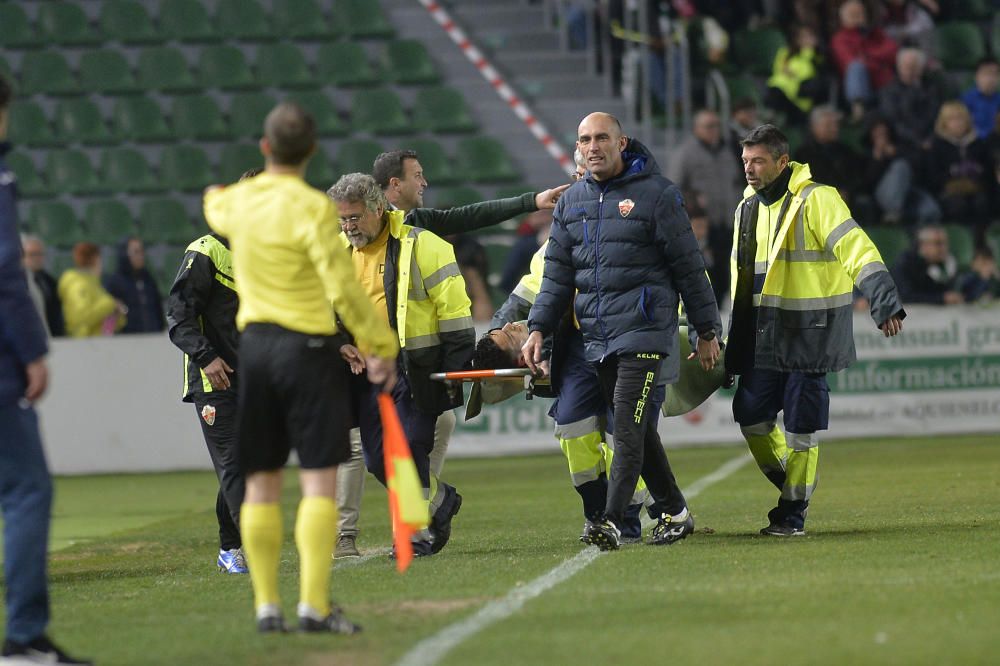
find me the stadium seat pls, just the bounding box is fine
[413,86,478,134]
[0,57,11,83]
[160,145,215,192]
[5,153,52,199]
[100,0,160,44]
[337,139,385,174]
[159,0,217,42]
[228,92,277,139]
[993,22,1000,61]
[304,146,336,190]
[198,45,256,90]
[274,0,331,40]
[405,139,459,186]
[215,0,273,42]
[79,49,140,95]
[289,91,348,136]
[985,224,1000,258]
[383,40,441,85]
[7,102,58,148]
[45,149,105,196]
[944,224,974,268]
[54,98,113,145]
[137,46,199,93]
[139,198,198,245]
[171,95,230,141]
[84,200,136,245]
[351,88,413,135]
[219,144,264,184]
[112,97,172,143]
[100,147,160,193]
[37,2,100,46]
[731,28,786,77]
[724,75,762,105]
[0,4,42,48]
[20,52,78,96]
[28,202,83,249]
[430,186,484,209]
[865,226,910,268]
[316,42,381,87]
[951,0,992,20]
[935,22,986,70]
[256,43,314,89]
[340,0,395,38]
[456,137,520,183]
[483,241,513,278]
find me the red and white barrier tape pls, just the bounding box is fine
[417,0,573,173]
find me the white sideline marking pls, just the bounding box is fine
[335,547,392,568]
[395,452,753,666]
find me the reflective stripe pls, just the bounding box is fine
[439,315,475,333]
[754,261,767,273]
[554,416,600,440]
[793,183,822,250]
[408,288,428,301]
[855,260,888,285]
[407,227,423,239]
[752,293,762,307]
[824,218,860,253]
[787,432,818,451]
[776,248,837,262]
[404,332,440,350]
[214,272,235,290]
[512,281,537,303]
[424,262,461,290]
[759,293,853,310]
[741,421,777,436]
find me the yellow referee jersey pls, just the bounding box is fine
[204,171,397,358]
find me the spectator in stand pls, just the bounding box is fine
[961,58,1000,140]
[795,105,864,205]
[891,224,963,304]
[957,246,1000,303]
[878,48,944,148]
[880,0,937,56]
[728,97,759,148]
[686,201,726,305]
[922,100,995,233]
[58,242,126,337]
[861,114,941,224]
[21,235,64,337]
[103,236,165,334]
[765,24,828,127]
[831,0,898,122]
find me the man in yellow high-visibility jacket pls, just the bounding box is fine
[727,124,905,536]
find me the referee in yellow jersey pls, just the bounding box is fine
[204,103,398,634]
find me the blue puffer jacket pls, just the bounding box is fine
[0,142,48,406]
[528,138,720,384]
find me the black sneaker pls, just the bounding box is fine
[0,635,92,664]
[429,485,462,554]
[583,519,620,551]
[389,539,434,560]
[649,511,695,546]
[760,523,805,537]
[256,605,288,634]
[298,606,362,635]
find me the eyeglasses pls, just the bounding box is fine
[339,214,364,226]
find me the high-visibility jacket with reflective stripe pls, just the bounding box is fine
[342,209,475,413]
[491,241,546,328]
[726,162,904,373]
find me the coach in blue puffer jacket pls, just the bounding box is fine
[525,113,722,551]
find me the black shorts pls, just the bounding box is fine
[237,323,352,473]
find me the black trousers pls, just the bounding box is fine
[596,353,686,525]
[194,390,244,551]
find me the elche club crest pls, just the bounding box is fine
[618,199,635,217]
[201,404,216,426]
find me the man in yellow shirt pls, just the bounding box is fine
[204,103,398,634]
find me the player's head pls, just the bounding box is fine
[576,112,626,182]
[373,150,426,211]
[740,124,790,191]
[571,148,587,181]
[72,241,102,274]
[261,102,316,167]
[0,73,12,141]
[327,172,389,249]
[472,321,529,369]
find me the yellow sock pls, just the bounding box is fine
[295,496,337,617]
[240,502,283,611]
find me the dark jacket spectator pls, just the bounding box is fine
[878,47,945,147]
[880,0,937,55]
[794,106,864,203]
[957,247,1000,303]
[103,236,165,334]
[890,225,963,304]
[961,58,1000,140]
[21,235,64,337]
[860,115,941,224]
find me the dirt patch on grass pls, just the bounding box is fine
[366,596,491,615]
[301,649,380,666]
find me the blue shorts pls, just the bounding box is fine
[732,368,829,434]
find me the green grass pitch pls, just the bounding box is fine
[1,434,998,665]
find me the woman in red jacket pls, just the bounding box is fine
[831,0,898,122]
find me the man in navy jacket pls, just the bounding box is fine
[524,113,722,551]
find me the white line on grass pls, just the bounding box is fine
[335,547,392,568]
[395,451,753,666]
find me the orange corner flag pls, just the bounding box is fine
[378,392,427,572]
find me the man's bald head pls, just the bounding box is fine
[576,112,627,182]
[262,102,316,167]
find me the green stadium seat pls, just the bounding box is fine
[219,144,264,184]
[0,57,11,82]
[139,198,198,245]
[256,43,314,89]
[5,153,52,199]
[160,145,214,191]
[37,2,100,46]
[0,4,42,48]
[20,52,78,96]
[171,95,230,141]
[413,86,478,133]
[317,42,381,87]
[54,98,113,145]
[198,45,256,90]
[951,0,992,20]
[724,75,762,105]
[864,226,910,268]
[274,0,331,40]
[137,46,199,93]
[944,224,975,268]
[45,149,105,196]
[159,0,217,42]
[112,97,172,143]
[337,139,385,174]
[993,23,1000,62]
[100,0,160,44]
[289,91,347,137]
[228,92,278,138]
[431,186,484,209]
[100,147,160,193]
[351,88,413,135]
[79,50,140,95]
[340,0,395,39]
[985,223,1000,258]
[935,22,986,70]
[483,241,513,278]
[84,200,136,244]
[215,0,273,41]
[28,202,83,249]
[731,28,786,77]
[49,253,76,278]
[405,139,459,186]
[383,40,441,85]
[8,102,58,148]
[456,137,519,183]
[304,146,337,190]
